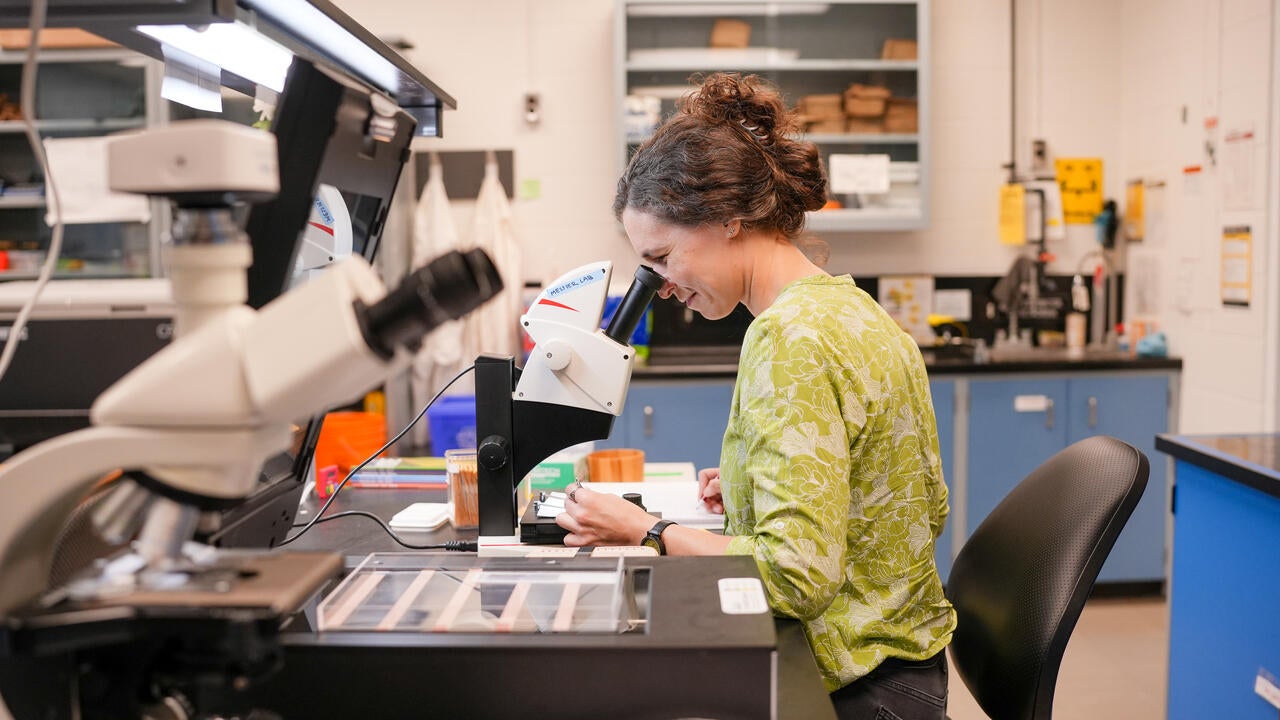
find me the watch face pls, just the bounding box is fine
[641,536,660,551]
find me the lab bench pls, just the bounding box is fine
[618,354,1182,585]
[1155,433,1280,720]
[284,486,836,720]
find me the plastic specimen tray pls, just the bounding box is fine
[317,553,627,634]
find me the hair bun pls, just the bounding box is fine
[682,73,795,145]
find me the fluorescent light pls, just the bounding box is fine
[241,0,400,94]
[138,22,292,93]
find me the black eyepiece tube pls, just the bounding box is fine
[356,248,504,359]
[605,265,665,345]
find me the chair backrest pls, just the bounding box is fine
[947,435,1149,720]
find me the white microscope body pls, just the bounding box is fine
[0,121,501,621]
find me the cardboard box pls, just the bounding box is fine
[884,98,919,133]
[843,84,890,118]
[881,38,918,60]
[527,451,588,492]
[710,19,751,48]
[806,117,847,134]
[799,93,843,119]
[846,117,884,134]
[0,29,117,50]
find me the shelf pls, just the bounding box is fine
[0,118,145,133]
[802,132,919,144]
[0,196,45,208]
[629,132,919,146]
[625,1,917,16]
[805,207,925,232]
[627,58,918,72]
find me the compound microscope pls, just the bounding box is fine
[0,120,503,719]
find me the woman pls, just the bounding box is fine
[556,73,954,719]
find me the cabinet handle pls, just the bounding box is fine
[1045,398,1055,430]
[1088,396,1098,429]
[643,405,654,438]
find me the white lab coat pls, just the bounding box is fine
[468,154,522,360]
[409,155,466,447]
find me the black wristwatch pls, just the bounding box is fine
[641,519,677,555]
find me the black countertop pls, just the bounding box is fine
[1156,434,1280,500]
[285,486,836,719]
[635,349,1182,380]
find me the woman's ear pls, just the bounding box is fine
[725,219,741,238]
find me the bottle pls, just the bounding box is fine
[1066,312,1087,356]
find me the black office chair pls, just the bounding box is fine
[947,435,1150,720]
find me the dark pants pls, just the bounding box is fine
[829,652,948,720]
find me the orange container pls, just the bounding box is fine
[315,411,387,474]
[587,449,645,483]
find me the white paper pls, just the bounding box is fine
[582,480,722,529]
[43,137,152,226]
[933,289,972,322]
[877,275,934,343]
[828,153,890,194]
[1221,128,1258,211]
[1144,181,1167,248]
[1021,180,1066,241]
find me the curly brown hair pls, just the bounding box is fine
[613,73,827,239]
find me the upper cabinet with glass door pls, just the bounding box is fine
[617,0,930,232]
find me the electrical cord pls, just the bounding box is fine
[0,0,65,385]
[277,365,477,549]
[303,511,477,551]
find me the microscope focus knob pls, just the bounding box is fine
[478,435,511,470]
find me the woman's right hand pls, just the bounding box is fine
[697,467,724,514]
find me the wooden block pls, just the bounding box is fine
[884,98,919,133]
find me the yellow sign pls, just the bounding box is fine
[1221,225,1252,307]
[999,184,1026,245]
[1124,179,1144,241]
[1055,157,1104,224]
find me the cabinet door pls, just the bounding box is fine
[606,380,735,472]
[1067,375,1169,582]
[965,379,1069,537]
[929,380,955,581]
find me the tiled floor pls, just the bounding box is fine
[946,596,1168,720]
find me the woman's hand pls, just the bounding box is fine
[697,467,724,514]
[555,481,655,547]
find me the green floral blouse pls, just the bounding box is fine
[721,274,956,692]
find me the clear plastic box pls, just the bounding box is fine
[446,448,478,529]
[317,553,628,634]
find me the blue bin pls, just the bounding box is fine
[427,395,477,454]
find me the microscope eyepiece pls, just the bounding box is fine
[604,265,664,346]
[356,248,504,359]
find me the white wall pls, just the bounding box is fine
[338,0,1276,432]
[1119,0,1276,433]
[337,0,1126,281]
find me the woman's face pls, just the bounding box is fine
[621,207,742,320]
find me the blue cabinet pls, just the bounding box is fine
[965,373,1171,583]
[966,378,1070,537]
[929,380,955,581]
[1065,376,1169,582]
[600,380,735,471]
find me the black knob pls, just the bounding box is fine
[623,492,645,511]
[477,435,511,471]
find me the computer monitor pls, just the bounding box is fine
[200,57,420,548]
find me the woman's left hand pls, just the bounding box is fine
[555,481,654,547]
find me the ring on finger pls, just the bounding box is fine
[569,489,578,503]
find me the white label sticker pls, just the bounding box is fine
[1014,394,1050,412]
[718,577,769,614]
[526,546,579,558]
[1255,668,1280,709]
[589,545,657,558]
